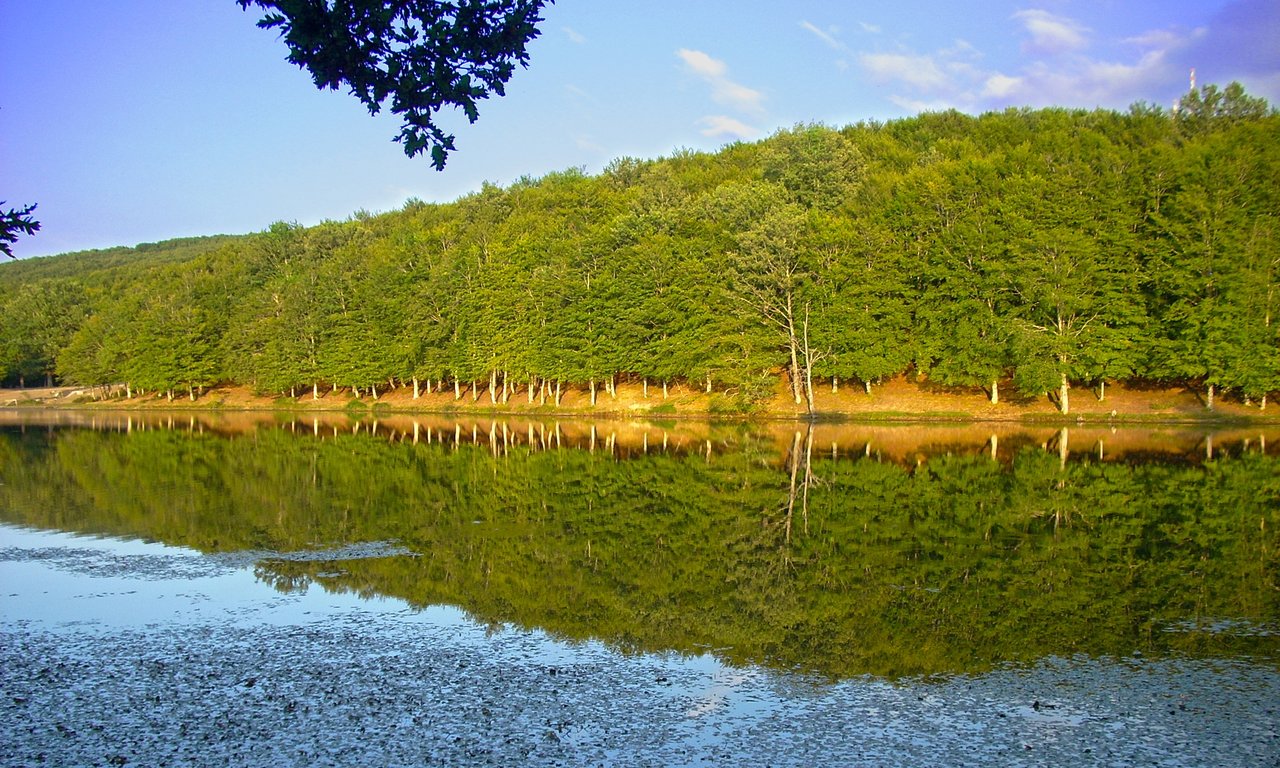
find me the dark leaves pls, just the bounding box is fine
[238,0,552,169]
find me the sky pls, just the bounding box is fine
[2,0,1278,259]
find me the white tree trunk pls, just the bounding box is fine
[1058,373,1070,415]
[990,378,999,405]
[412,378,420,399]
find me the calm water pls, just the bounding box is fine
[1,411,1277,765]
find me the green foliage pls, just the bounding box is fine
[6,84,1278,408]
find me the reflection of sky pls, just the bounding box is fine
[3,526,1278,764]
[0,523,459,630]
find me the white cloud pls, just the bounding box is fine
[858,21,882,35]
[800,21,845,52]
[696,115,759,139]
[982,73,1024,99]
[1013,9,1089,55]
[859,52,950,91]
[676,49,765,115]
[562,26,586,44]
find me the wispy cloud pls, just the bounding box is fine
[800,21,845,52]
[696,115,759,139]
[676,48,765,115]
[859,52,950,91]
[1013,9,1089,55]
[854,6,1251,113]
[562,26,586,44]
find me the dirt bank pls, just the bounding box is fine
[3,376,1275,424]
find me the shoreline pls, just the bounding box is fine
[3,376,1278,426]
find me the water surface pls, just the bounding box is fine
[1,411,1277,765]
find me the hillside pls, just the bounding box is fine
[2,83,1277,417]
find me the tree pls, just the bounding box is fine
[239,0,552,169]
[1,202,40,259]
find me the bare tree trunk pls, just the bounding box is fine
[662,380,668,399]
[454,380,462,400]
[189,385,195,401]
[314,382,321,401]
[864,380,871,395]
[527,378,535,404]
[801,304,815,416]
[832,376,838,394]
[412,378,420,399]
[554,380,563,406]
[1058,372,1070,415]
[1097,379,1105,402]
[706,373,712,394]
[990,378,999,405]
[488,370,497,404]
[371,383,378,400]
[642,378,648,398]
[471,380,480,402]
[1206,382,1215,411]
[589,379,597,405]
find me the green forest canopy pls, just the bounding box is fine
[1,83,1277,413]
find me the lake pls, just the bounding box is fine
[2,410,1277,766]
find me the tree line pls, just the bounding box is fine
[2,83,1276,414]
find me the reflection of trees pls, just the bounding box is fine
[1,422,1277,679]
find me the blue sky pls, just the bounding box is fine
[3,0,1278,259]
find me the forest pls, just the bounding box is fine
[1,83,1277,415]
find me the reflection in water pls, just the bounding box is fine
[1,411,1277,679]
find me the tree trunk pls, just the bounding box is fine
[488,371,496,404]
[801,304,815,416]
[554,380,562,406]
[502,370,510,403]
[864,380,871,395]
[1206,382,1215,411]
[590,379,597,405]
[189,385,195,401]
[1059,373,1070,415]
[471,380,480,402]
[1262,394,1268,411]
[705,373,712,394]
[1097,379,1105,402]
[832,376,838,394]
[527,378,535,404]
[290,385,296,399]
[990,378,999,405]
[167,389,174,402]
[642,378,648,398]
[662,380,668,399]
[371,383,378,400]
[412,378,420,399]
[454,380,462,400]
[314,382,321,400]
[126,383,133,399]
